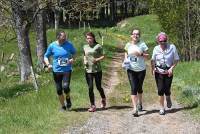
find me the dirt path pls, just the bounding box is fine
[65,44,200,134]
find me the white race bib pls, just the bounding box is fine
[58,58,69,66]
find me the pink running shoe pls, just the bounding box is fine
[88,105,96,112]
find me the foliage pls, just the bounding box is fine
[146,0,200,61]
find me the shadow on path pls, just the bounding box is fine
[140,105,198,116]
[72,105,132,112]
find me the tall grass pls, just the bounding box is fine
[173,62,200,107]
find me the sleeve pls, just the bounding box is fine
[44,44,53,59]
[172,44,180,61]
[151,47,156,61]
[124,43,129,52]
[142,42,148,52]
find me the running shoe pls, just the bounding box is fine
[88,105,96,112]
[60,106,66,112]
[159,109,165,115]
[66,98,72,109]
[137,104,143,112]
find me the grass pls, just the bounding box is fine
[173,62,200,108]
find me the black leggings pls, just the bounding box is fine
[85,71,106,105]
[53,72,71,95]
[127,69,146,95]
[155,72,173,96]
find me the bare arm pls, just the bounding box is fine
[44,57,52,71]
[151,60,155,75]
[93,55,105,63]
[124,52,128,59]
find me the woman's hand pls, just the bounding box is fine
[168,67,173,77]
[93,58,97,63]
[84,59,88,65]
[68,58,74,64]
[45,64,52,72]
[151,68,155,75]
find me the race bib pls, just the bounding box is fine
[58,58,69,66]
[129,55,137,62]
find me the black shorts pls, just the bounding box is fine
[155,72,173,96]
[127,69,146,95]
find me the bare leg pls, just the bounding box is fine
[131,95,138,110]
[59,94,65,106]
[159,95,164,109]
[138,93,142,105]
[159,95,165,115]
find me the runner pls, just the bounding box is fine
[83,32,106,112]
[44,31,76,111]
[151,32,179,115]
[123,28,149,116]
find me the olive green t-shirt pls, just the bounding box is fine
[83,44,104,73]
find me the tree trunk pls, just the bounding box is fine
[34,9,47,69]
[54,8,60,31]
[105,3,109,19]
[124,0,128,17]
[110,0,116,21]
[11,0,33,81]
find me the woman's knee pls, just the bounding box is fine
[138,89,143,94]
[131,89,138,95]
[63,82,70,94]
[158,90,164,96]
[57,89,63,95]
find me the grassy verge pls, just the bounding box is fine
[173,61,200,119]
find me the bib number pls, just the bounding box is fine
[58,58,69,66]
[129,56,137,62]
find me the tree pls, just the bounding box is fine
[34,8,47,69]
[147,0,200,61]
[11,0,36,81]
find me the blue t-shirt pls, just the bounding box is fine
[44,41,76,72]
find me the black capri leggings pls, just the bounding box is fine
[127,69,146,95]
[155,72,173,96]
[85,71,106,105]
[53,71,71,95]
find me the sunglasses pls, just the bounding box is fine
[159,41,167,43]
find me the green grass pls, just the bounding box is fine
[173,62,200,106]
